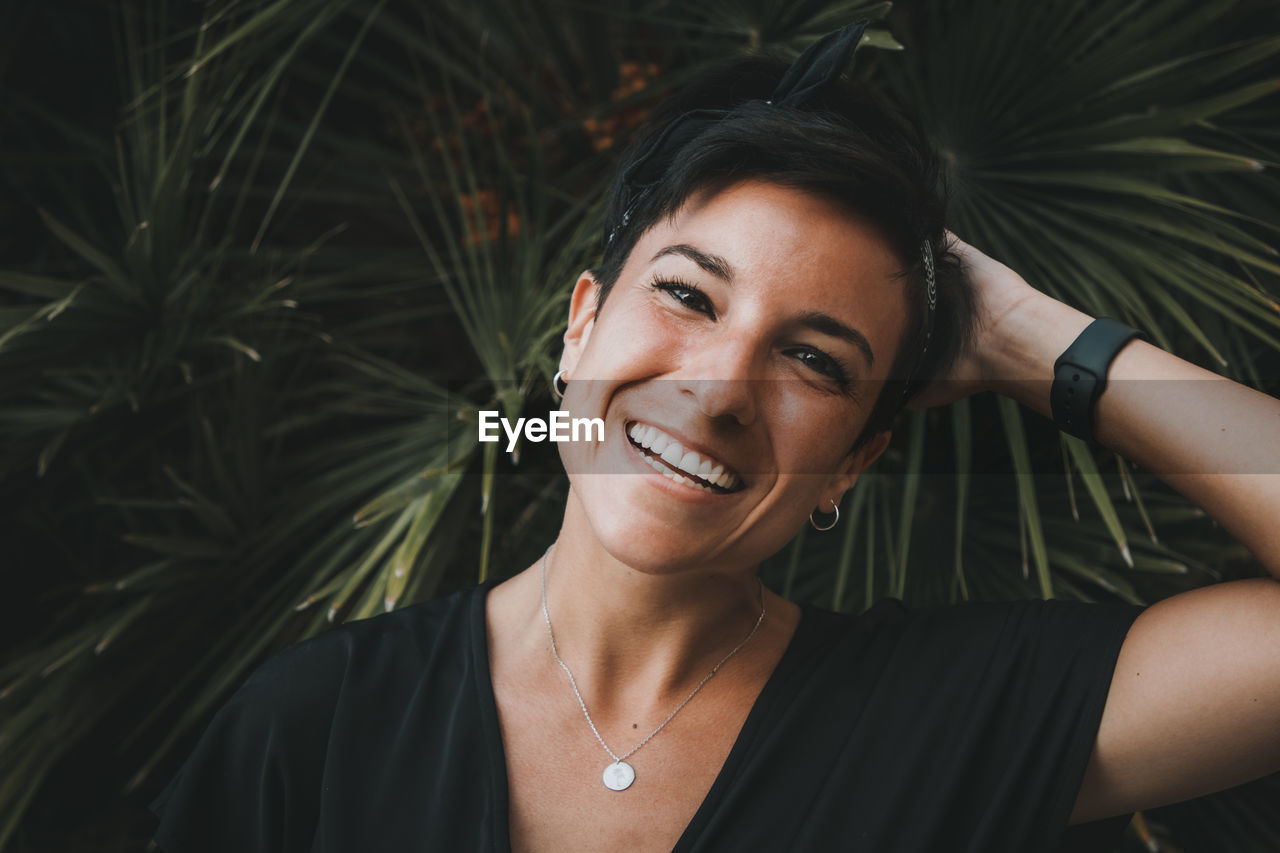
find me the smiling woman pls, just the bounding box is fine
[553,179,909,577]
[147,20,1280,853]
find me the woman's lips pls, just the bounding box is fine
[625,421,743,494]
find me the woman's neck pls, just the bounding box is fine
[542,539,765,698]
[489,487,795,719]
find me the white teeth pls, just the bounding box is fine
[626,422,741,492]
[677,450,702,478]
[636,450,717,494]
[660,443,683,465]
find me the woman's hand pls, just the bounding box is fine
[904,229,1280,585]
[904,231,1046,410]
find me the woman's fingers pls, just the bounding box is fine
[904,231,1041,409]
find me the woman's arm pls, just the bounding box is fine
[919,235,1280,824]
[982,271,1280,580]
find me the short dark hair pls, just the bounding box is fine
[591,54,975,453]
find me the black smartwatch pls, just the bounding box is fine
[1050,318,1148,441]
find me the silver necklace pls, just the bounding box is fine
[540,547,766,791]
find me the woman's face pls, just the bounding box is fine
[557,179,909,574]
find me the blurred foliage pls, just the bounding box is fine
[1,0,1278,849]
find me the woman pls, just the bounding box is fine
[150,22,1280,853]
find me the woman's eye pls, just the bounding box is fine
[653,280,715,317]
[789,348,850,384]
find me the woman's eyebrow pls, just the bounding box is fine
[796,311,875,369]
[649,243,875,368]
[650,244,735,282]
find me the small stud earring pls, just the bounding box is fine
[809,499,840,532]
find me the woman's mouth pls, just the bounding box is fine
[625,421,743,494]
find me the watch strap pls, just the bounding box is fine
[1050,318,1147,440]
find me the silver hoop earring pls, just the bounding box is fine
[552,369,568,400]
[809,499,839,532]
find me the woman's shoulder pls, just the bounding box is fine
[795,593,1143,670]
[240,581,488,711]
[903,594,1146,647]
[149,583,492,852]
[810,593,1143,632]
[287,580,483,658]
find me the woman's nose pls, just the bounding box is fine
[677,336,760,426]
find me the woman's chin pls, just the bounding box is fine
[565,485,801,580]
[590,530,721,578]
[560,485,720,574]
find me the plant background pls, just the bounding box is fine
[2,0,1279,850]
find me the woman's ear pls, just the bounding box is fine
[560,270,601,375]
[824,429,892,506]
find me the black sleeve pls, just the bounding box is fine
[149,633,347,853]
[897,596,1144,849]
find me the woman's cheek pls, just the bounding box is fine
[766,387,840,473]
[588,306,692,378]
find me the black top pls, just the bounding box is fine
[149,580,1143,852]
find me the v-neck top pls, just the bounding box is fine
[149,579,1142,852]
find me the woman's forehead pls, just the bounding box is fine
[652,180,903,277]
[622,180,911,365]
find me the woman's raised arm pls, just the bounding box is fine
[918,234,1280,824]
[962,236,1280,578]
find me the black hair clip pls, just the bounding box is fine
[902,239,937,402]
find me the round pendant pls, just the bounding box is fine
[602,760,636,791]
